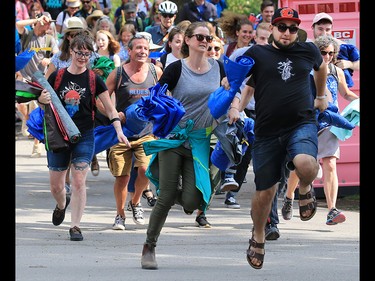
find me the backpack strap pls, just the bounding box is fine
[89,69,97,120]
[328,63,339,83]
[149,62,158,82]
[54,67,66,90]
[45,34,52,58]
[115,64,123,90]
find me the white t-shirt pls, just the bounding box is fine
[137,0,152,17]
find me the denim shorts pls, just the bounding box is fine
[252,123,318,191]
[47,129,95,171]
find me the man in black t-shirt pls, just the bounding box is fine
[226,7,328,270]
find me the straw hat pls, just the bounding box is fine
[86,10,104,27]
[66,0,82,8]
[63,17,85,34]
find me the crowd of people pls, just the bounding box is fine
[15,0,360,271]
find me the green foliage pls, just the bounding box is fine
[226,0,263,16]
[110,0,122,20]
[111,0,265,20]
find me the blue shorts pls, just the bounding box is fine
[252,123,318,191]
[47,129,95,171]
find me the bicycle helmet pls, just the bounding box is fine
[158,1,178,15]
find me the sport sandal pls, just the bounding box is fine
[298,184,317,221]
[246,236,265,269]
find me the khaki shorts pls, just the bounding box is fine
[108,135,156,177]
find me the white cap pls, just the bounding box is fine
[312,13,333,25]
[136,32,162,50]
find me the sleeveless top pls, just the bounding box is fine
[115,64,157,138]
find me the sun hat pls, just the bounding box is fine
[86,9,104,26]
[66,0,82,8]
[135,32,162,50]
[312,12,333,25]
[272,7,301,25]
[63,17,85,34]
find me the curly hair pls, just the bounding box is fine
[216,11,253,39]
[92,16,117,38]
[314,35,339,64]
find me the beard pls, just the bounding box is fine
[273,38,297,50]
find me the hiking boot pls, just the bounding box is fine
[141,243,158,270]
[52,195,70,226]
[69,226,83,241]
[265,224,280,241]
[220,177,239,192]
[224,196,240,209]
[195,213,212,228]
[326,207,346,225]
[130,202,145,225]
[112,215,126,230]
[281,197,293,220]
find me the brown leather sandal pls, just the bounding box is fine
[299,184,317,221]
[246,237,265,269]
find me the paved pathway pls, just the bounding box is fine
[15,136,360,281]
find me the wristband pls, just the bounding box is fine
[316,95,327,100]
[110,117,121,123]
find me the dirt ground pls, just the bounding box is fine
[318,195,360,212]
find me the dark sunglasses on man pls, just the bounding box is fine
[161,13,175,18]
[274,23,299,34]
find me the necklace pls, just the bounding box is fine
[187,59,206,72]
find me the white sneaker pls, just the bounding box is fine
[21,119,30,137]
[224,196,241,209]
[130,202,145,225]
[220,177,239,192]
[112,215,126,230]
[31,144,41,158]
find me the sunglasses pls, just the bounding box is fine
[191,34,213,43]
[208,46,221,52]
[82,1,91,3]
[72,49,91,58]
[321,51,336,56]
[274,24,299,34]
[161,13,175,18]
